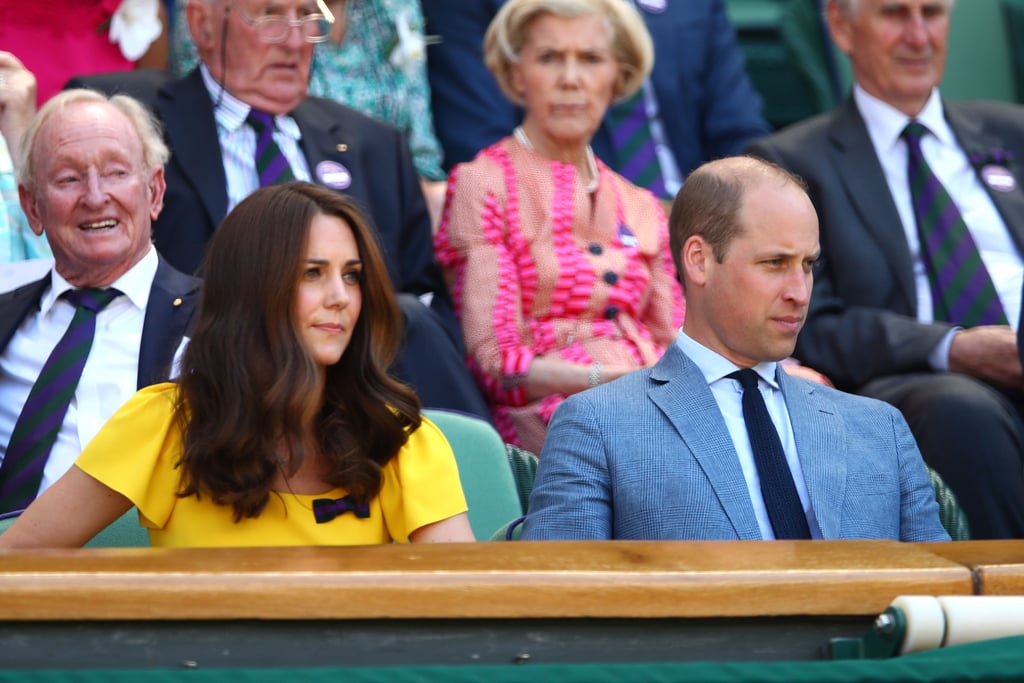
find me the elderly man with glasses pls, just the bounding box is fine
[71,0,491,420]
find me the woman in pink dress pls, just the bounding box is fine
[434,0,684,454]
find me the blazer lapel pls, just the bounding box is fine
[0,277,48,352]
[156,70,229,231]
[137,258,200,388]
[945,103,1024,256]
[828,98,918,312]
[648,346,763,540]
[292,101,346,191]
[778,372,847,539]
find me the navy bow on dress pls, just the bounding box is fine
[312,495,371,524]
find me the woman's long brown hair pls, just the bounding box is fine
[175,183,421,520]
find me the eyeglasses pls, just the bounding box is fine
[233,5,333,44]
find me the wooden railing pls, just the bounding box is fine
[0,541,1020,668]
[3,540,1012,621]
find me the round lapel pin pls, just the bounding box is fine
[981,165,1016,193]
[316,160,352,190]
[636,0,667,13]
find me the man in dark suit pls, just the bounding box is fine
[70,0,490,420]
[746,0,1024,538]
[0,89,198,512]
[422,0,771,193]
[523,156,948,542]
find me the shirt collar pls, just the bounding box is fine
[200,64,302,142]
[675,330,780,389]
[42,246,158,315]
[854,85,951,151]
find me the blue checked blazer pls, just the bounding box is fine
[522,342,950,541]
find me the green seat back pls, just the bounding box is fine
[926,466,971,541]
[726,0,848,129]
[422,409,522,541]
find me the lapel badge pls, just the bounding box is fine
[317,160,352,190]
[636,0,667,13]
[981,165,1016,193]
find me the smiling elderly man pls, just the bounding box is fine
[0,89,198,514]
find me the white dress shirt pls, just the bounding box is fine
[199,65,311,212]
[0,247,160,497]
[675,331,822,539]
[855,86,1024,352]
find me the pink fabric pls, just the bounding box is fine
[436,137,685,453]
[0,1,134,105]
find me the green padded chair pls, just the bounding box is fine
[926,466,971,541]
[422,409,523,541]
[0,507,149,547]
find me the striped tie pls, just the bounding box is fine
[247,108,296,187]
[607,89,668,199]
[903,122,1008,326]
[0,288,122,513]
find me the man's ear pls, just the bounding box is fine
[826,0,854,56]
[681,235,711,288]
[18,185,45,237]
[187,0,216,50]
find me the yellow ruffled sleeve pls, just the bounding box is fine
[378,416,469,542]
[74,382,184,531]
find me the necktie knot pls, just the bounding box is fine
[902,120,929,144]
[729,368,760,391]
[246,108,277,133]
[63,287,122,313]
[247,109,296,187]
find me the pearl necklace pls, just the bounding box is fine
[514,126,598,193]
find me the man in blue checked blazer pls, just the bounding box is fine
[522,156,949,542]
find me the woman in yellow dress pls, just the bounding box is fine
[0,182,474,547]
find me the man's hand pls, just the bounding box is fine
[948,325,1023,389]
[0,51,37,164]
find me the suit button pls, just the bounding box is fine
[604,305,619,319]
[603,271,618,285]
[588,243,603,255]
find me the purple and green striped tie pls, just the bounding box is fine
[607,89,668,199]
[247,108,296,187]
[0,288,121,513]
[903,121,1008,327]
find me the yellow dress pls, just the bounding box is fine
[75,383,468,547]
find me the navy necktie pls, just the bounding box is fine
[0,288,122,513]
[728,369,811,540]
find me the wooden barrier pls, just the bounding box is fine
[0,540,974,620]
[924,540,1024,595]
[0,540,986,668]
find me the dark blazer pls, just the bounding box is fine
[522,342,949,542]
[0,256,200,389]
[423,0,771,176]
[746,97,1024,390]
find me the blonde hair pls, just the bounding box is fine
[484,0,654,106]
[17,88,169,193]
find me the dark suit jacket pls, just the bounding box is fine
[746,97,1024,391]
[0,256,200,389]
[423,0,771,176]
